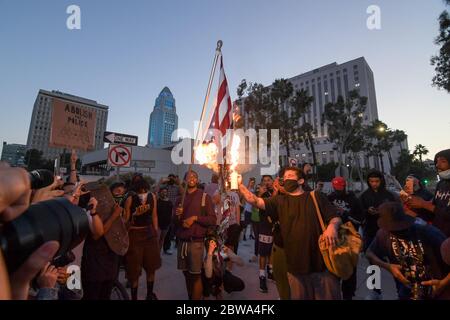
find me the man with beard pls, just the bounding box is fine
[408,149,450,237]
[328,177,363,300]
[175,170,216,300]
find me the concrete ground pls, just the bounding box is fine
[74,233,398,300]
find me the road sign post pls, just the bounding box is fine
[108,144,132,168]
[103,131,138,146]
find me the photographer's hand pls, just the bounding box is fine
[0,167,31,222]
[37,263,58,289]
[31,177,64,204]
[8,241,59,299]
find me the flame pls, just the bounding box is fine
[194,141,219,172]
[229,134,241,189]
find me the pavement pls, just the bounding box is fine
[75,233,399,300]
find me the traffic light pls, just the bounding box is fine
[423,179,429,186]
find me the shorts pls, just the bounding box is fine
[177,240,204,275]
[225,224,242,252]
[125,229,161,282]
[257,233,273,257]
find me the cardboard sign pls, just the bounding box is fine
[84,182,129,256]
[49,98,97,151]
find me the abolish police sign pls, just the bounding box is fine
[49,98,97,150]
[108,144,132,167]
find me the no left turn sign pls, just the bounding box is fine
[108,144,132,167]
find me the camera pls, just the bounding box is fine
[29,169,54,190]
[0,197,90,273]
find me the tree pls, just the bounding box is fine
[238,79,316,166]
[431,0,450,93]
[321,89,368,175]
[413,144,429,163]
[24,149,53,171]
[392,149,435,184]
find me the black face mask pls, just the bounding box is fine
[284,179,299,193]
[113,195,125,205]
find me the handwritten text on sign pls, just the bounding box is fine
[50,98,97,150]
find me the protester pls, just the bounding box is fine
[328,176,363,300]
[302,163,314,191]
[239,166,342,300]
[124,179,161,300]
[366,202,450,300]
[80,183,125,300]
[157,187,173,253]
[407,149,450,237]
[157,174,183,255]
[174,170,216,300]
[241,178,256,241]
[400,174,434,223]
[205,174,220,198]
[360,170,398,251]
[255,175,276,293]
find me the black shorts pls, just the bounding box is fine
[257,220,273,257]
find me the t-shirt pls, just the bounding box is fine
[327,191,363,226]
[263,191,338,275]
[369,224,450,299]
[175,189,216,240]
[432,179,450,236]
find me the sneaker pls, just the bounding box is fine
[267,268,274,281]
[259,276,268,293]
[164,249,173,255]
[146,292,158,300]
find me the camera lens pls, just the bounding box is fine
[0,197,90,273]
[29,169,54,189]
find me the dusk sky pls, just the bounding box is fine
[0,0,448,159]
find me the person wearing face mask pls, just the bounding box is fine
[239,166,342,300]
[408,149,450,237]
[157,187,173,253]
[123,179,160,300]
[327,176,363,300]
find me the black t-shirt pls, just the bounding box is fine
[259,190,274,236]
[327,191,363,226]
[369,224,450,299]
[130,193,154,227]
[157,198,173,230]
[81,235,119,282]
[360,188,397,237]
[263,192,338,275]
[432,179,450,236]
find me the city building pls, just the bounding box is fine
[241,57,407,173]
[147,87,178,147]
[1,142,27,167]
[26,89,108,160]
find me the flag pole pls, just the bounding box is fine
[178,40,223,213]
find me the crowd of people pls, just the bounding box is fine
[1,148,450,300]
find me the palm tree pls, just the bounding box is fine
[413,144,429,163]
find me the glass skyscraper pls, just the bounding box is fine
[148,87,178,147]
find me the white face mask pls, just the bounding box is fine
[438,169,450,180]
[138,193,148,203]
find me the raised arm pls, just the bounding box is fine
[238,180,265,210]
